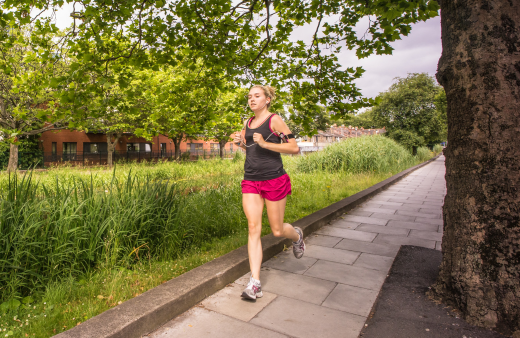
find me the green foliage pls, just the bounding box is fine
[0,136,43,170]
[345,109,381,129]
[433,144,443,155]
[2,0,439,130]
[285,104,332,137]
[371,73,447,150]
[415,146,432,162]
[296,135,418,174]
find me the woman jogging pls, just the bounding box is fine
[233,85,305,300]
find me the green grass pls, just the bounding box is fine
[0,136,432,337]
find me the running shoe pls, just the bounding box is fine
[293,227,305,259]
[241,277,263,300]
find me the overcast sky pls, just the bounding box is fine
[52,6,441,100]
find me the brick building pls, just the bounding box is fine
[39,129,238,166]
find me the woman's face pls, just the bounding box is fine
[248,87,269,112]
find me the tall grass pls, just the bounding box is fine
[296,135,417,173]
[0,171,245,303]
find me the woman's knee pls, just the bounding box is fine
[271,227,284,237]
[248,222,262,235]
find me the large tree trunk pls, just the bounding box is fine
[219,139,227,159]
[106,133,120,168]
[7,142,18,173]
[433,0,520,334]
[171,134,182,160]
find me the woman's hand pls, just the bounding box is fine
[233,132,242,145]
[253,133,266,147]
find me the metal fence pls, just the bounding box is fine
[1,149,245,169]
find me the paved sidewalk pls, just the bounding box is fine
[145,156,446,338]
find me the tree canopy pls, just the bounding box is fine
[370,73,447,150]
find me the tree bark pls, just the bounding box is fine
[171,134,182,160]
[433,0,520,334]
[106,133,120,168]
[219,139,227,159]
[7,142,18,173]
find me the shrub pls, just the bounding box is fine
[296,135,417,174]
[415,146,433,162]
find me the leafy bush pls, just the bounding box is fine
[296,135,417,174]
[415,146,432,162]
[433,144,443,155]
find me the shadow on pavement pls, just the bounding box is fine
[360,245,506,338]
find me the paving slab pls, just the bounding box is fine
[387,220,439,232]
[304,260,388,290]
[356,224,410,236]
[347,210,373,217]
[329,219,360,229]
[369,212,416,222]
[316,226,378,242]
[304,244,360,265]
[321,283,379,317]
[379,204,421,212]
[334,238,401,257]
[147,307,287,338]
[250,296,366,338]
[419,207,443,214]
[409,229,444,242]
[200,283,277,322]
[353,253,394,272]
[341,215,389,226]
[365,200,403,207]
[435,241,442,251]
[415,217,443,226]
[262,251,317,274]
[396,210,441,219]
[305,234,343,248]
[373,234,436,249]
[260,268,337,305]
[357,207,396,215]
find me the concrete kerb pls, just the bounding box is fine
[54,156,440,338]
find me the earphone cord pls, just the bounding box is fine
[240,132,277,147]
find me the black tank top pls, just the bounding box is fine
[243,114,286,181]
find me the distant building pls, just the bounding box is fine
[38,129,237,166]
[297,125,385,153]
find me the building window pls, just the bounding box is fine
[127,143,139,152]
[52,142,57,154]
[188,143,203,153]
[210,143,220,152]
[84,142,107,153]
[127,143,152,152]
[63,142,77,161]
[160,143,166,153]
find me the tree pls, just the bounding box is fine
[205,87,248,159]
[0,26,66,172]
[148,65,220,159]
[67,66,154,167]
[430,1,520,335]
[371,73,447,150]
[285,104,332,138]
[344,109,380,130]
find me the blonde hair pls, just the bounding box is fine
[250,85,276,108]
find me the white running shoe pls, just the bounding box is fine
[241,277,263,300]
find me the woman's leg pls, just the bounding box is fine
[242,193,265,280]
[265,197,300,242]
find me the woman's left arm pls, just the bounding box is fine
[253,115,300,154]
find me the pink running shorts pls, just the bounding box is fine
[241,174,292,201]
